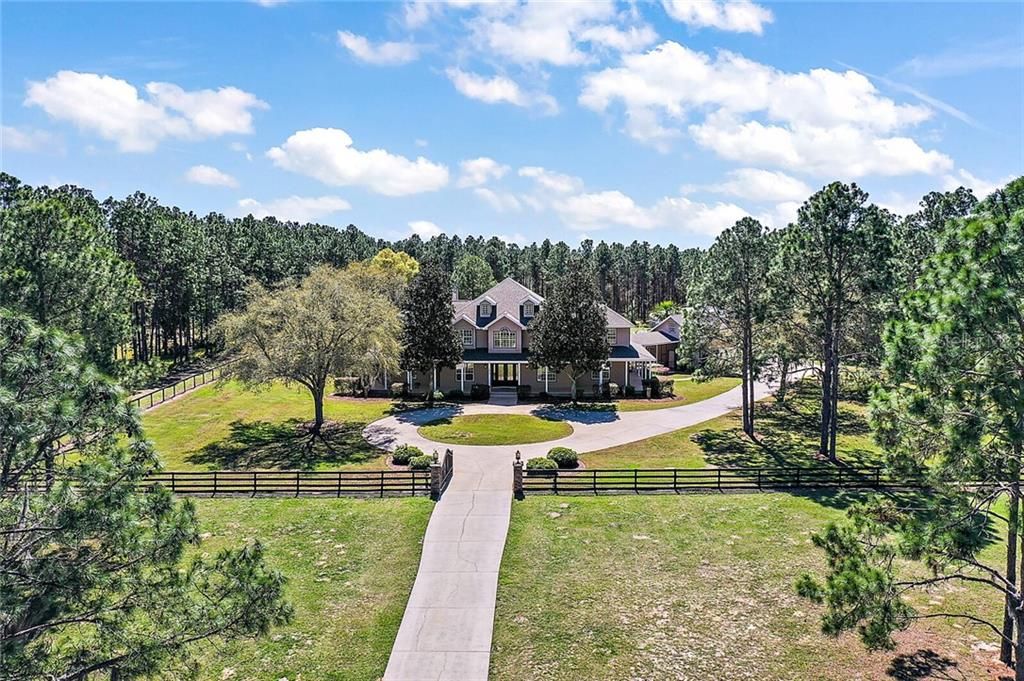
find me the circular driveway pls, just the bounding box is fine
[363,380,774,461]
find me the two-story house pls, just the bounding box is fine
[400,278,656,396]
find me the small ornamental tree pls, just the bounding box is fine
[0,310,291,679]
[452,254,496,299]
[217,265,400,434]
[796,188,1024,676]
[529,266,609,401]
[400,260,462,400]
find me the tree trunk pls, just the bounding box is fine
[311,386,325,435]
[747,326,756,436]
[777,356,790,403]
[741,324,751,436]
[819,324,833,459]
[1004,476,1019,666]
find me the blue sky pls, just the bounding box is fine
[2,1,1021,247]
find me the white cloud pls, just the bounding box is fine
[469,1,614,67]
[578,24,659,53]
[1,125,62,153]
[185,164,239,188]
[409,220,442,238]
[661,0,773,34]
[895,37,1024,79]
[942,168,1017,199]
[415,138,429,147]
[446,68,558,114]
[25,71,267,152]
[237,195,351,223]
[457,157,509,187]
[552,188,751,236]
[266,127,449,196]
[875,192,922,217]
[253,0,289,7]
[338,31,419,65]
[496,232,528,245]
[518,166,584,194]
[698,168,812,202]
[473,187,522,212]
[580,41,951,176]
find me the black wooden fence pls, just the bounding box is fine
[128,364,228,410]
[516,465,917,496]
[143,469,432,497]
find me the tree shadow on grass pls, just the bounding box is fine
[886,649,966,680]
[533,404,620,425]
[184,419,382,470]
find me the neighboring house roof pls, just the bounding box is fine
[453,277,633,333]
[632,330,677,347]
[459,346,656,363]
[650,313,684,340]
[611,342,657,362]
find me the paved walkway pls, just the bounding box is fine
[372,380,771,681]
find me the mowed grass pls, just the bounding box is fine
[491,494,1004,681]
[189,498,432,681]
[614,375,741,412]
[141,381,399,470]
[419,413,573,445]
[584,379,882,469]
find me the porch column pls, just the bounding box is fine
[488,363,492,387]
[544,367,549,394]
[460,364,465,393]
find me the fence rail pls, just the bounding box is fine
[517,465,919,496]
[128,364,230,411]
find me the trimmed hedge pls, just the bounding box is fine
[526,456,558,471]
[409,454,434,471]
[547,446,578,469]
[391,444,423,466]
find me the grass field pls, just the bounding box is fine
[141,381,399,470]
[583,380,881,469]
[419,413,574,445]
[491,494,1004,681]
[614,375,741,412]
[189,498,432,681]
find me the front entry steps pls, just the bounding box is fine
[488,387,518,406]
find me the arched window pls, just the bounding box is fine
[493,329,517,349]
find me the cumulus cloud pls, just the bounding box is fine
[338,31,419,65]
[266,127,449,196]
[661,0,773,34]
[579,41,950,176]
[409,220,442,238]
[237,195,351,223]
[446,68,558,114]
[697,168,811,202]
[457,157,509,187]
[1,125,62,153]
[25,71,267,152]
[185,164,239,188]
[518,166,584,194]
[942,168,1017,199]
[474,187,522,212]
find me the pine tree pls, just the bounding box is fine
[400,261,462,400]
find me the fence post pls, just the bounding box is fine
[673,468,678,494]
[430,450,442,501]
[633,468,638,494]
[252,471,257,497]
[213,471,218,498]
[380,470,385,499]
[171,471,176,494]
[336,471,342,498]
[717,468,722,492]
[513,451,524,500]
[593,469,598,495]
[295,471,300,497]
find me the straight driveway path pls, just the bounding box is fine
[373,380,772,681]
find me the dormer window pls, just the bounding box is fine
[523,301,535,317]
[480,301,492,317]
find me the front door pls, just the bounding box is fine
[490,363,518,386]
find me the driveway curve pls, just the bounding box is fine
[364,379,773,461]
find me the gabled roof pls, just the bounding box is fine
[632,330,677,347]
[651,313,684,340]
[482,312,527,329]
[604,306,632,328]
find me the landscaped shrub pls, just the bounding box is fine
[526,456,557,471]
[658,376,675,398]
[547,446,578,469]
[333,376,359,396]
[391,444,424,465]
[643,377,660,397]
[470,384,490,400]
[431,390,445,402]
[538,391,552,401]
[608,382,620,398]
[409,454,434,470]
[517,384,532,400]
[447,388,465,400]
[624,384,637,398]
[390,382,406,398]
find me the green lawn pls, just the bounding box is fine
[190,497,432,681]
[491,494,1002,680]
[419,413,573,446]
[614,375,741,412]
[141,381,400,470]
[584,379,882,469]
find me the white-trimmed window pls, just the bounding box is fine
[456,363,474,382]
[538,366,557,382]
[459,328,475,348]
[592,366,610,382]
[523,301,536,317]
[493,329,517,349]
[606,328,618,345]
[479,301,492,317]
